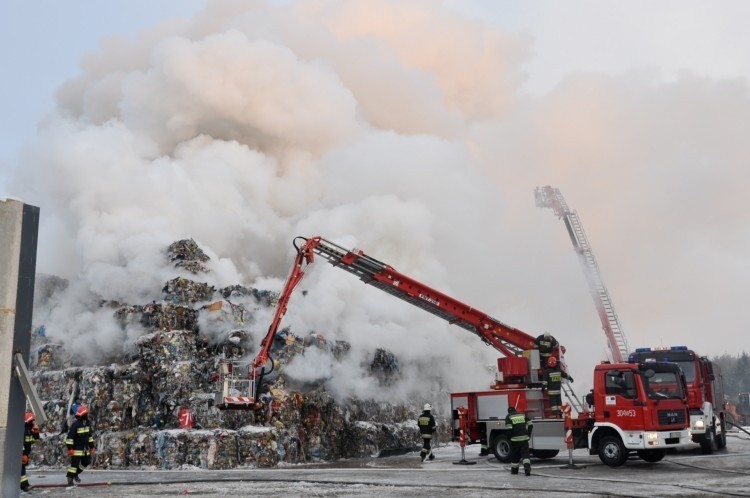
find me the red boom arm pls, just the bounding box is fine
[250,235,538,382]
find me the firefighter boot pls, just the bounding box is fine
[510,466,519,475]
[66,477,76,489]
[524,463,531,476]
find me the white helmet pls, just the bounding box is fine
[423,403,432,411]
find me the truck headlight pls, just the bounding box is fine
[646,432,660,446]
[693,420,704,430]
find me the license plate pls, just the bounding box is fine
[670,432,681,438]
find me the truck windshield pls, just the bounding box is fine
[642,369,685,399]
[675,360,695,382]
[630,352,697,382]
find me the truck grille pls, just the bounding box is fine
[658,409,686,425]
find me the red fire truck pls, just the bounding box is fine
[453,360,690,466]
[216,236,693,466]
[627,346,727,454]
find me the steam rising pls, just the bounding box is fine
[12,0,750,403]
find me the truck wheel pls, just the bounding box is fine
[716,419,727,450]
[637,449,666,462]
[598,435,628,467]
[531,449,559,460]
[491,434,511,463]
[700,426,715,454]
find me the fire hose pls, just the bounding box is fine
[726,420,750,438]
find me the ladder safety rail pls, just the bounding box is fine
[561,380,584,415]
[535,186,630,363]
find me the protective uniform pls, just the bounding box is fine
[533,332,559,363]
[65,405,95,488]
[478,430,489,456]
[21,412,40,492]
[505,407,533,476]
[544,356,571,418]
[417,403,436,462]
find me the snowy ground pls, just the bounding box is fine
[25,429,750,497]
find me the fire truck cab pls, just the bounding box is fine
[628,346,727,454]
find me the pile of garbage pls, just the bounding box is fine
[167,238,210,274]
[28,240,444,470]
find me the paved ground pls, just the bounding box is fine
[24,429,750,497]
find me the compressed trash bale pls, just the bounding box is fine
[162,277,216,304]
[369,348,400,386]
[236,426,279,468]
[167,238,210,273]
[219,285,278,307]
[116,303,199,332]
[95,431,130,469]
[201,300,252,331]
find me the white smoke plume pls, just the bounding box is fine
[10,0,750,403]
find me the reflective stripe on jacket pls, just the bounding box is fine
[418,411,436,438]
[505,412,533,442]
[65,418,94,456]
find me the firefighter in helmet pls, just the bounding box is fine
[417,403,437,462]
[21,411,40,493]
[64,404,95,489]
[505,406,533,476]
[544,356,572,418]
[533,331,559,364]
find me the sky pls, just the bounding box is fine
[2,0,749,403]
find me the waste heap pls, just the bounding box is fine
[29,239,446,470]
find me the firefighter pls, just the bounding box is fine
[65,404,95,489]
[533,331,559,364]
[21,411,40,493]
[544,356,572,418]
[505,406,533,476]
[418,403,436,462]
[478,425,489,456]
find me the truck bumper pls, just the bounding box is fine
[621,429,691,450]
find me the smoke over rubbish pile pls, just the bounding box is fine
[12,0,750,396]
[19,0,527,402]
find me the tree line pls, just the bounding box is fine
[712,351,750,400]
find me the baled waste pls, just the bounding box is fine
[28,239,442,470]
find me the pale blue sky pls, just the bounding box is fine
[0,0,205,195]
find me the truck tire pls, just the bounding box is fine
[491,434,511,463]
[716,418,727,450]
[700,426,715,455]
[598,435,628,467]
[531,449,559,460]
[637,449,666,462]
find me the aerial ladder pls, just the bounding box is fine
[534,186,630,363]
[216,235,582,413]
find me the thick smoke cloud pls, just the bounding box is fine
[11,0,750,400]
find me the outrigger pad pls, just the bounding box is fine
[453,460,477,465]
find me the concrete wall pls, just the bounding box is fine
[0,199,39,498]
